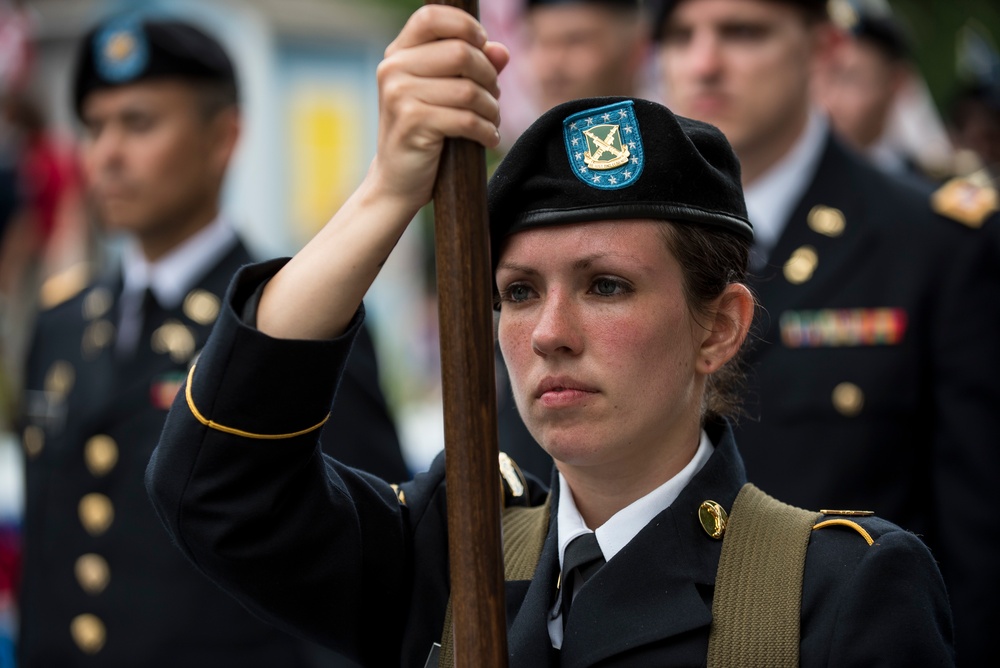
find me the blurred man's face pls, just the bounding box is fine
[526,4,644,112]
[658,0,819,163]
[820,39,903,150]
[80,80,235,256]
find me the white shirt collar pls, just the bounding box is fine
[555,429,714,568]
[743,110,828,261]
[120,216,237,308]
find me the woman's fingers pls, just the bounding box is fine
[386,5,487,56]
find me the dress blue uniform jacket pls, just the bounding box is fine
[146,259,955,667]
[19,240,406,667]
[734,134,1000,665]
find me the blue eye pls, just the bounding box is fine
[592,277,629,297]
[500,283,535,304]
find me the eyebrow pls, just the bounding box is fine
[496,251,644,274]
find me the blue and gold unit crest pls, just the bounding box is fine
[564,100,644,190]
[94,17,149,82]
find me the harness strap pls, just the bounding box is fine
[706,482,821,668]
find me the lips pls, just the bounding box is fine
[534,377,599,409]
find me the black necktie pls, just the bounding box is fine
[561,532,605,626]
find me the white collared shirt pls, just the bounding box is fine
[116,216,238,354]
[743,110,828,267]
[548,430,715,648]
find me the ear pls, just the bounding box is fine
[696,283,754,375]
[809,21,847,75]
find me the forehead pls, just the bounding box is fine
[497,220,670,267]
[669,0,804,24]
[81,79,198,118]
[528,4,629,32]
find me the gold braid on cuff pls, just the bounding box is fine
[184,365,330,440]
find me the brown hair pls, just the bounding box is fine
[658,223,755,422]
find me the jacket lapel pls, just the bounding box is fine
[748,135,879,365]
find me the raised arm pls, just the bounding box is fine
[145,6,508,663]
[257,5,509,341]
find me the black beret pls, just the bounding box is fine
[650,0,829,41]
[831,0,910,60]
[73,16,236,118]
[488,97,751,268]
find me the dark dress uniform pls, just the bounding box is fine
[733,133,1000,665]
[145,259,954,667]
[18,237,405,667]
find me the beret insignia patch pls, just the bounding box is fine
[563,100,644,190]
[95,18,148,83]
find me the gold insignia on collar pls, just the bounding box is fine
[807,205,846,237]
[931,174,999,228]
[183,289,221,326]
[583,124,630,170]
[820,509,875,517]
[699,500,728,539]
[783,245,818,284]
[45,360,75,399]
[499,451,526,498]
[389,483,407,506]
[152,320,196,363]
[83,287,113,320]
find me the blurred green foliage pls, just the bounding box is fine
[892,0,1000,116]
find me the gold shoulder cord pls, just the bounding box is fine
[184,365,330,440]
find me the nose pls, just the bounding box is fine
[683,30,724,82]
[85,126,125,176]
[531,289,583,358]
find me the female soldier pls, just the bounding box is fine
[146,5,953,666]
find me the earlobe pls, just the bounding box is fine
[698,284,754,373]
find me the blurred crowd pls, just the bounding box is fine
[0,0,998,666]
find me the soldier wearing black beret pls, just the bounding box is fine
[653,0,1000,663]
[19,14,406,667]
[145,6,954,666]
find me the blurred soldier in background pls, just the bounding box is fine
[817,0,932,179]
[653,0,1000,663]
[949,21,1000,185]
[17,15,403,667]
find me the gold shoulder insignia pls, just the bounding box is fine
[498,452,526,504]
[39,263,93,310]
[931,172,999,228]
[813,518,875,546]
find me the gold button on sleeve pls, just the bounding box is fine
[78,493,114,536]
[70,613,106,654]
